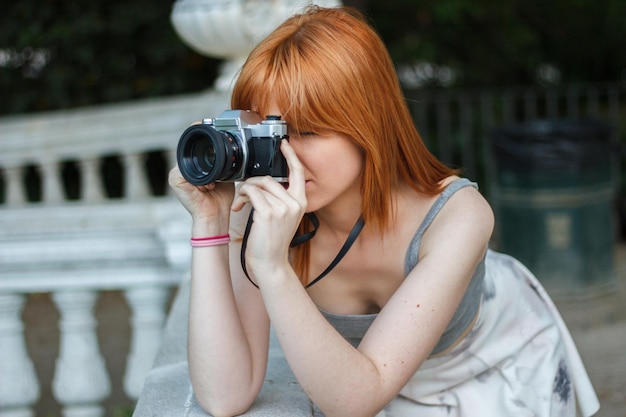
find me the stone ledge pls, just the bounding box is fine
[0,90,230,165]
[133,276,323,417]
[0,199,190,292]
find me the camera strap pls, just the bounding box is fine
[240,209,365,289]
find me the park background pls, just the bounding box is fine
[1,0,626,416]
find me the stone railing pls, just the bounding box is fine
[0,89,229,417]
[133,275,320,417]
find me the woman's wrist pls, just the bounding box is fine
[190,234,231,247]
[191,215,230,238]
[250,260,294,288]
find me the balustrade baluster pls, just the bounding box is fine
[123,286,170,400]
[163,149,177,196]
[39,161,64,204]
[52,291,110,417]
[79,158,106,203]
[4,166,27,206]
[0,293,40,417]
[123,153,150,200]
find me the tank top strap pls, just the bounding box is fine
[404,178,478,274]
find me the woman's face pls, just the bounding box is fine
[267,105,364,213]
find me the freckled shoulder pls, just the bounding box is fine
[418,180,494,259]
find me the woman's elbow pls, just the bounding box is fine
[196,392,256,417]
[189,362,265,416]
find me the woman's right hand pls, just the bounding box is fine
[168,166,236,225]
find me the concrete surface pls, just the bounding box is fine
[554,244,626,417]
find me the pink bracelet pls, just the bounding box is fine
[190,234,231,247]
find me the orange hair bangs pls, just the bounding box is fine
[231,6,458,283]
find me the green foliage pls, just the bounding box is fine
[365,0,626,86]
[111,405,135,417]
[2,0,625,115]
[0,0,220,115]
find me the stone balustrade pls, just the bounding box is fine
[0,89,229,417]
[133,274,321,417]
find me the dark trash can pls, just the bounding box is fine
[491,119,617,299]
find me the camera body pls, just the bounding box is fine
[177,110,289,185]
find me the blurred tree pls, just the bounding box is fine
[1,0,624,116]
[364,0,626,86]
[0,0,220,115]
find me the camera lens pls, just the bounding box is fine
[190,138,216,174]
[177,124,241,185]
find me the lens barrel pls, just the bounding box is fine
[176,124,241,185]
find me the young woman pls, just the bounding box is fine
[169,6,599,417]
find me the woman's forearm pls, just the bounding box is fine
[258,268,388,417]
[187,243,268,416]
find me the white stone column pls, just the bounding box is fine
[3,166,26,206]
[122,153,150,200]
[0,293,40,417]
[123,286,170,400]
[165,149,176,196]
[52,291,110,417]
[79,158,105,203]
[39,160,64,204]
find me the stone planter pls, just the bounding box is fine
[170,0,341,91]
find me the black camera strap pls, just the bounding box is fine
[240,209,365,289]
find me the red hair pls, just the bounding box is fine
[231,6,459,283]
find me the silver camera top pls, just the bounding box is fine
[204,110,288,139]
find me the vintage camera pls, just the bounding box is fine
[177,110,289,185]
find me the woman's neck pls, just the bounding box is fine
[307,178,362,233]
[313,199,363,239]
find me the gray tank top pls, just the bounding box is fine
[320,178,485,355]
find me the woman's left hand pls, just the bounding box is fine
[231,140,307,284]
